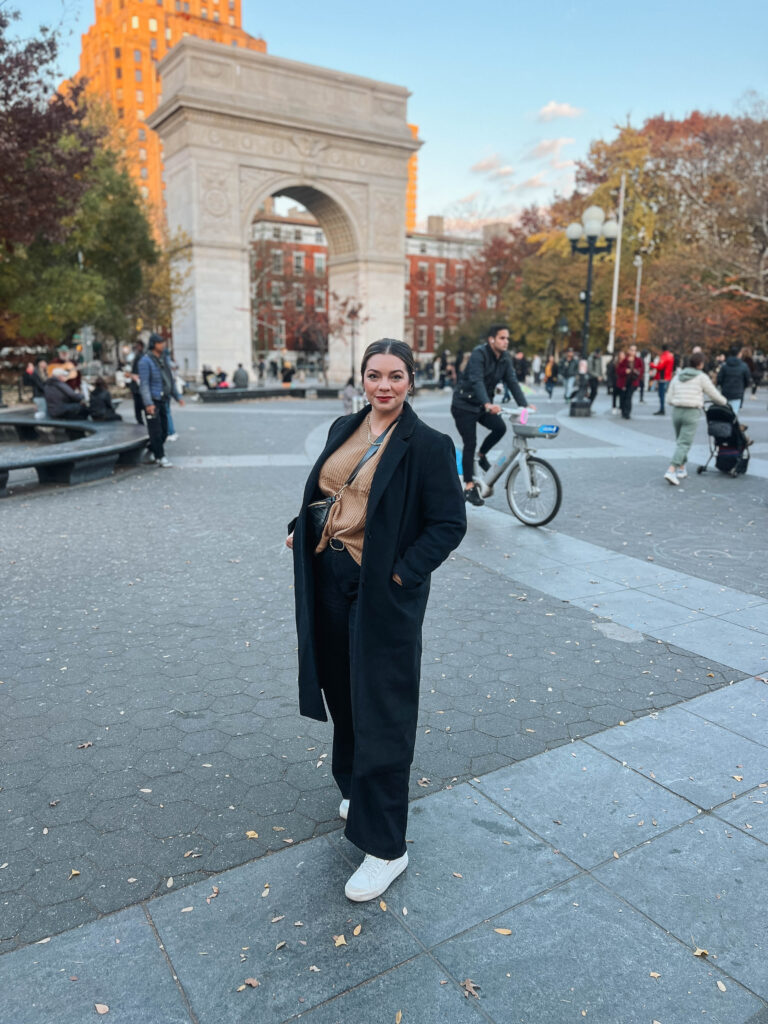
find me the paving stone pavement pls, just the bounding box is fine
[0,393,766,1023]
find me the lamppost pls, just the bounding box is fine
[565,206,619,360]
[347,302,362,380]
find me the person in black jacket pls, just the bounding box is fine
[43,368,89,420]
[287,339,466,902]
[88,378,123,421]
[450,324,530,506]
[716,345,752,414]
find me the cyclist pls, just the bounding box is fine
[451,323,531,506]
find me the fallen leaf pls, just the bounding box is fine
[613,852,619,859]
[68,869,80,880]
[166,877,173,888]
[649,971,660,979]
[236,985,246,992]
[353,924,362,936]
[396,1012,403,1024]
[272,826,286,832]
[461,978,480,999]
[732,776,743,782]
[49,800,59,808]
[379,900,387,911]
[309,965,320,972]
[139,788,152,793]
[333,934,346,947]
[206,885,219,904]
[693,947,709,958]
[294,921,304,927]
[94,1005,109,1015]
[716,980,726,992]
[402,907,408,916]
[452,872,463,879]
[417,777,430,787]
[245,831,259,839]
[245,978,259,988]
[707,673,715,678]
[494,928,512,935]
[271,915,284,923]
[181,907,193,913]
[77,742,93,749]
[276,941,286,950]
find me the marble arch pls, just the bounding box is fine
[148,37,420,380]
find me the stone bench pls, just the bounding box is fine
[0,414,148,496]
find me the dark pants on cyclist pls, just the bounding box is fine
[451,405,506,485]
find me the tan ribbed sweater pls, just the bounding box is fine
[315,416,393,564]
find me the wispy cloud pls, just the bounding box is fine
[456,191,482,205]
[537,100,584,122]
[551,158,575,170]
[489,165,515,179]
[506,174,549,193]
[470,154,501,174]
[525,138,576,161]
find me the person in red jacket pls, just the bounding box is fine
[615,344,644,419]
[651,344,675,416]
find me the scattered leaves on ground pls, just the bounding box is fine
[276,941,286,950]
[461,979,480,999]
[452,872,463,879]
[353,924,362,936]
[206,885,219,905]
[333,934,346,947]
[649,971,660,979]
[309,965,320,972]
[245,831,259,840]
[417,778,430,787]
[77,742,93,750]
[395,1012,403,1023]
[494,928,512,935]
[693,947,709,958]
[94,1005,109,1015]
[716,980,726,992]
[68,869,80,881]
[181,907,193,913]
[379,900,387,911]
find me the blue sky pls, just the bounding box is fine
[17,0,768,228]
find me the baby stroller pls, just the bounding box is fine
[697,404,750,476]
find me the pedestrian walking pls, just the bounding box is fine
[558,348,578,400]
[286,339,466,902]
[543,354,557,399]
[233,363,249,388]
[615,344,643,419]
[651,344,675,415]
[450,324,530,506]
[138,334,184,468]
[663,351,728,485]
[716,345,752,414]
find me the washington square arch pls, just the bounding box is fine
[148,37,420,381]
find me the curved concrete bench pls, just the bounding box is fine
[0,413,148,496]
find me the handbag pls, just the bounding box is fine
[306,419,397,545]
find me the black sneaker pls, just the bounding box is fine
[465,486,484,506]
[477,452,491,472]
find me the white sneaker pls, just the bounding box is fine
[345,852,408,902]
[167,433,178,441]
[144,452,156,464]
[676,467,688,479]
[158,456,173,468]
[663,470,679,486]
[339,799,349,821]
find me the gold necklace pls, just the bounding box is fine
[366,414,382,445]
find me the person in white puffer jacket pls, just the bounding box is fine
[663,351,728,485]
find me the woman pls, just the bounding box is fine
[286,339,466,901]
[663,351,728,485]
[615,344,643,419]
[88,377,123,421]
[543,354,557,399]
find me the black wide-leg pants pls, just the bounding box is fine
[313,544,409,860]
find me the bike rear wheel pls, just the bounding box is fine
[506,456,562,526]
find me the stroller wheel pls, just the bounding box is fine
[696,465,705,474]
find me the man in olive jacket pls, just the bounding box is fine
[450,323,528,506]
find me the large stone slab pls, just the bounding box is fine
[147,836,420,1023]
[593,817,768,1000]
[0,906,189,1024]
[651,618,768,677]
[683,678,768,748]
[294,953,488,1024]
[473,742,696,868]
[433,873,761,1024]
[329,784,578,948]
[588,706,768,808]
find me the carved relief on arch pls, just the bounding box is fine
[239,167,281,228]
[200,166,235,234]
[372,190,403,249]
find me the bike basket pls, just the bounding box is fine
[538,424,559,436]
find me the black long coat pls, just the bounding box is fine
[290,402,466,767]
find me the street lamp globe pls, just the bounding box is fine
[565,222,583,242]
[602,219,619,240]
[582,206,605,240]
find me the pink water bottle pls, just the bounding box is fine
[519,407,529,425]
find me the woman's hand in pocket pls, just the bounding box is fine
[392,573,403,586]
[286,533,294,550]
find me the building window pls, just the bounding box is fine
[149,16,157,30]
[139,147,147,160]
[228,14,234,24]
[417,261,428,280]
[137,109,145,120]
[272,226,281,240]
[131,14,139,27]
[435,263,446,284]
[183,1,189,9]
[277,320,286,345]
[213,10,219,19]
[315,288,326,309]
[454,294,464,313]
[293,252,304,275]
[175,0,180,7]
[140,185,149,198]
[435,294,445,317]
[314,230,323,243]
[417,292,428,316]
[293,229,302,242]
[417,325,428,350]
[271,284,283,308]
[134,48,141,61]
[295,291,304,311]
[140,167,149,179]
[434,326,444,348]
[165,27,171,38]
[229,0,234,7]
[272,250,283,274]
[455,264,464,286]
[136,89,144,102]
[314,253,326,276]
[114,46,121,58]
[150,37,157,50]
[116,87,123,99]
[138,127,147,140]
[419,242,427,254]
[201,6,207,15]
[115,66,122,78]
[135,68,142,81]
[231,39,238,46]
[118,107,124,118]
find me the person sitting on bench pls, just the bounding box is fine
[44,368,89,420]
